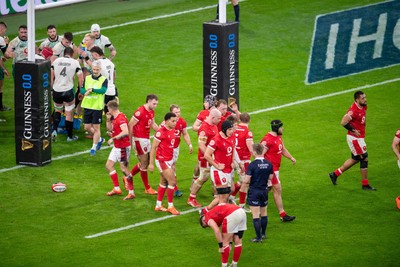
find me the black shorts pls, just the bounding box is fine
[104,95,116,105]
[75,88,82,107]
[83,109,103,124]
[247,187,269,207]
[53,89,75,104]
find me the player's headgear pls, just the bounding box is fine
[91,24,100,33]
[204,94,216,108]
[271,120,283,134]
[221,120,233,136]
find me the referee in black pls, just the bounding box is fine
[242,143,274,242]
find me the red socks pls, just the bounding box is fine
[130,163,140,176]
[140,170,150,190]
[110,171,119,187]
[167,186,174,203]
[362,179,369,186]
[221,245,231,265]
[239,191,247,205]
[334,168,343,177]
[157,185,167,202]
[232,244,242,262]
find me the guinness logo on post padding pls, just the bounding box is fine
[21,140,34,151]
[43,140,49,150]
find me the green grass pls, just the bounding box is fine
[1,0,400,266]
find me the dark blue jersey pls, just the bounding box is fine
[246,158,273,189]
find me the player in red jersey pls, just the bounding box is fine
[192,94,217,132]
[203,120,243,211]
[200,203,247,267]
[127,94,159,195]
[187,109,221,208]
[221,115,240,205]
[168,104,193,197]
[215,99,240,132]
[191,95,217,186]
[392,128,400,169]
[104,100,134,200]
[148,112,180,215]
[232,113,254,211]
[260,120,296,222]
[329,91,376,190]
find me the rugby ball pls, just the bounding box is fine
[52,182,67,193]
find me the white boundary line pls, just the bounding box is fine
[249,77,400,115]
[3,1,399,238]
[85,208,200,239]
[83,77,400,239]
[1,77,399,176]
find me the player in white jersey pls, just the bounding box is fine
[78,34,96,71]
[51,47,84,142]
[5,25,29,67]
[89,46,116,113]
[39,25,62,51]
[89,24,117,60]
[0,21,10,112]
[51,32,75,63]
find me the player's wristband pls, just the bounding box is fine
[343,123,354,132]
[218,242,223,248]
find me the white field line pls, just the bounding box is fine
[1,77,399,177]
[1,1,245,174]
[248,77,400,115]
[83,77,400,239]
[3,2,400,238]
[85,208,201,239]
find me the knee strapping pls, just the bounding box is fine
[359,152,368,168]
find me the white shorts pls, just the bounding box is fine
[132,137,151,155]
[210,166,233,187]
[173,146,180,164]
[268,171,280,187]
[222,208,247,234]
[155,159,174,172]
[108,146,131,163]
[346,135,367,156]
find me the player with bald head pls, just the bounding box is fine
[187,108,222,208]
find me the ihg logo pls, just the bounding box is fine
[306,1,400,84]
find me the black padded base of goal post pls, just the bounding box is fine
[14,60,52,166]
[203,21,239,109]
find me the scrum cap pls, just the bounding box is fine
[204,94,216,108]
[221,120,233,136]
[91,24,100,33]
[271,120,283,133]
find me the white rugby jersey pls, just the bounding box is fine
[52,56,82,92]
[98,57,116,96]
[8,37,28,64]
[39,35,62,50]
